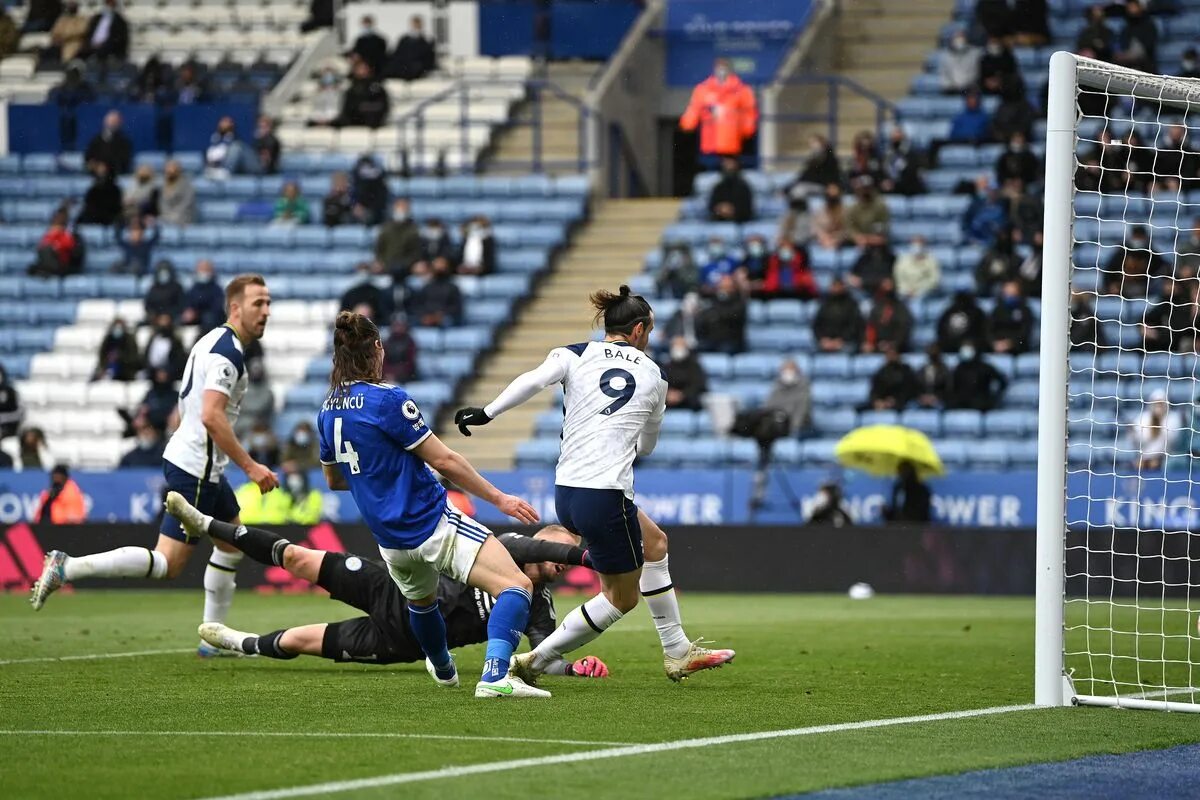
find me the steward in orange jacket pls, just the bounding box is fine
[679,59,759,157]
[36,466,87,524]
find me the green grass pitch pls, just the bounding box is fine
[3,590,1200,799]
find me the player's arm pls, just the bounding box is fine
[497,532,591,568]
[637,380,668,457]
[200,389,278,493]
[321,463,348,491]
[454,350,570,435]
[412,434,539,524]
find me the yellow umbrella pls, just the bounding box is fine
[834,425,945,478]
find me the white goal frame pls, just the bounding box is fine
[1036,51,1200,712]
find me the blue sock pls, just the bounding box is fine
[408,600,454,679]
[481,586,532,683]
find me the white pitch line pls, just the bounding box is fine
[0,730,630,747]
[0,648,193,666]
[198,704,1043,800]
[1125,686,1200,701]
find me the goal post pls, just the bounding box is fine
[1037,52,1200,713]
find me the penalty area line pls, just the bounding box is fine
[197,704,1043,800]
[0,730,630,747]
[0,648,194,666]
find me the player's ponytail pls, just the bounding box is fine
[590,285,653,335]
[328,311,381,399]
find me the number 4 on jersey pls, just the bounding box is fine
[333,416,361,474]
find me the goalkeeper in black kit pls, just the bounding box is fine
[165,492,610,678]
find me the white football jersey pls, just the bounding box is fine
[162,325,249,481]
[553,341,667,498]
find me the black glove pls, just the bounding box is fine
[454,406,492,437]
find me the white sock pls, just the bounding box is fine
[63,547,167,581]
[530,593,624,671]
[640,556,690,659]
[202,548,243,625]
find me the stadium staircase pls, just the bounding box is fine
[450,198,680,469]
[483,62,599,176]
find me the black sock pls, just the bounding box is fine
[208,520,290,567]
[246,629,297,660]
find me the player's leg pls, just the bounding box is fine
[200,477,244,642]
[377,544,459,687]
[198,621,317,659]
[463,534,539,690]
[638,509,735,681]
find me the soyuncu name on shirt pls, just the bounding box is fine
[323,395,366,411]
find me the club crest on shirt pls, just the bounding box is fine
[401,399,421,420]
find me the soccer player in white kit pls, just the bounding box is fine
[31,275,279,656]
[455,286,735,681]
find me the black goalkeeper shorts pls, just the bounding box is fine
[316,552,423,665]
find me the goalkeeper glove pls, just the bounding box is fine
[568,655,609,678]
[454,407,492,437]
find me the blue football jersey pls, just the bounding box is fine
[317,382,447,550]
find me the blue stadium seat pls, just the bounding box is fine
[811,353,852,379]
[969,440,1009,469]
[859,410,899,427]
[900,408,941,437]
[801,438,839,465]
[942,409,982,437]
[985,409,1028,438]
[732,353,782,380]
[516,438,561,467]
[661,410,698,437]
[698,352,731,380]
[812,407,857,435]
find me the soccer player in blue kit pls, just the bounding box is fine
[318,311,548,698]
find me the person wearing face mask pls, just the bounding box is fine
[939,30,980,95]
[664,337,707,412]
[696,275,747,354]
[339,262,394,325]
[1103,224,1160,299]
[137,368,178,433]
[863,279,913,354]
[234,359,274,439]
[1075,5,1114,62]
[283,422,320,470]
[708,156,754,223]
[937,291,988,354]
[764,358,812,435]
[989,76,1035,144]
[978,37,1018,96]
[975,224,1020,295]
[122,163,159,223]
[158,159,196,226]
[947,340,1008,411]
[351,153,389,225]
[893,235,941,300]
[94,317,142,381]
[407,256,463,327]
[862,344,917,411]
[309,68,342,127]
[657,243,699,300]
[35,465,86,524]
[812,184,851,250]
[46,2,87,64]
[664,291,702,348]
[962,175,1008,246]
[679,58,759,164]
[372,198,419,274]
[994,131,1039,187]
[245,420,280,470]
[1115,0,1157,73]
[181,260,225,334]
[458,215,496,276]
[142,312,187,379]
[813,276,865,353]
[387,14,437,81]
[350,15,387,78]
[337,58,390,129]
[760,241,817,301]
[0,364,24,441]
[698,237,739,296]
[419,218,453,264]
[793,135,843,188]
[113,215,161,276]
[119,418,166,468]
[987,280,1033,355]
[949,90,992,145]
[252,114,281,176]
[322,171,355,227]
[204,115,246,179]
[740,236,769,292]
[915,344,951,409]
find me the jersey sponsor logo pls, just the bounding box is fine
[401,399,421,420]
[215,363,235,390]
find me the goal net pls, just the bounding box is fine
[1038,52,1200,712]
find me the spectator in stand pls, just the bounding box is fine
[740,235,769,294]
[974,0,1013,39]
[46,1,87,63]
[79,0,129,63]
[847,175,890,249]
[894,235,941,300]
[113,216,160,276]
[351,15,388,77]
[159,159,196,226]
[863,279,913,354]
[664,337,707,412]
[173,63,210,105]
[408,257,462,327]
[696,275,747,354]
[85,110,132,175]
[458,216,496,276]
[657,242,699,300]
[144,260,184,323]
[351,153,388,225]
[141,312,186,379]
[995,131,1039,186]
[322,172,354,226]
[9,428,51,470]
[882,461,932,523]
[0,7,15,58]
[988,280,1033,354]
[77,161,122,225]
[375,198,420,274]
[976,225,1020,295]
[679,58,758,163]
[812,184,852,250]
[338,58,390,129]
[1077,5,1115,62]
[387,15,437,81]
[1143,279,1198,353]
[767,359,813,435]
[947,340,1007,411]
[272,181,311,226]
[962,175,1008,246]
[1070,291,1105,351]
[1013,0,1050,45]
[938,290,988,353]
[119,418,165,468]
[339,262,393,324]
[1152,124,1198,192]
[939,30,981,95]
[808,481,853,526]
[128,56,170,103]
[990,78,1036,143]
[28,208,82,278]
[247,421,281,469]
[698,237,740,297]
[1104,224,1159,298]
[308,67,342,127]
[94,317,141,381]
[122,164,159,223]
[1132,390,1180,472]
[181,259,224,334]
[252,115,281,175]
[383,316,418,382]
[708,156,754,223]
[233,359,273,439]
[792,134,843,189]
[205,116,248,179]
[1177,218,1200,272]
[416,218,454,267]
[881,127,926,196]
[758,241,817,301]
[949,90,992,144]
[0,364,24,441]
[915,345,952,408]
[813,276,865,353]
[281,421,320,470]
[850,243,896,297]
[23,0,62,33]
[1001,177,1042,246]
[864,344,916,411]
[36,465,86,524]
[1115,0,1157,73]
[1180,47,1200,80]
[846,131,884,187]
[664,292,702,349]
[979,37,1019,96]
[300,0,333,32]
